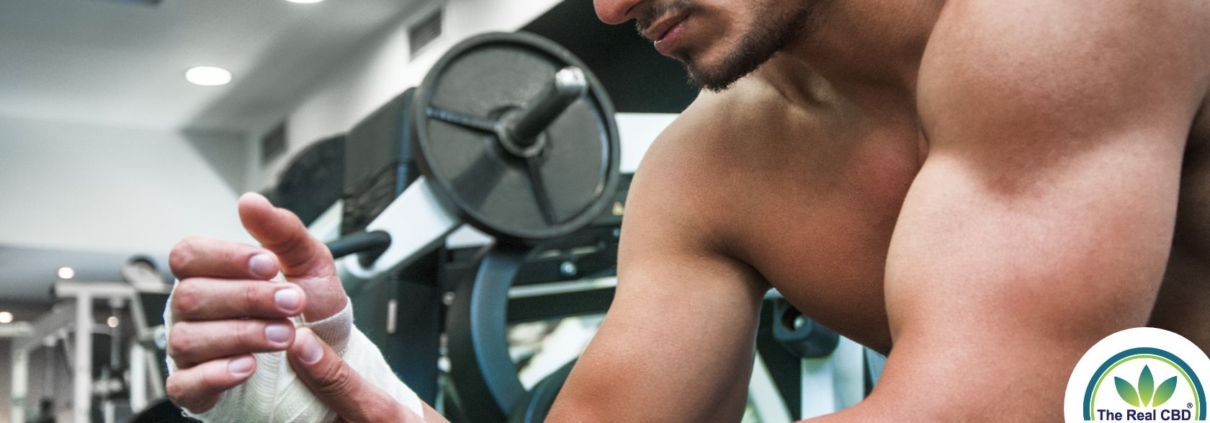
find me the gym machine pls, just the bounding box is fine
[9,258,181,423]
[756,294,874,421]
[321,31,621,423]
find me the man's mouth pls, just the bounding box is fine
[643,14,689,56]
[642,13,688,43]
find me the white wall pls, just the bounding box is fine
[246,0,564,190]
[0,115,253,254]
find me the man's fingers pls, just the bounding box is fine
[172,278,305,321]
[166,355,256,414]
[287,329,424,423]
[238,193,336,280]
[168,319,295,368]
[169,235,281,281]
[238,193,348,321]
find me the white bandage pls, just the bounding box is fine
[164,282,425,423]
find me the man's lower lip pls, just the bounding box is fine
[654,20,685,56]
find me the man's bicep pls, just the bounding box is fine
[550,128,766,423]
[873,152,1180,420]
[870,1,1208,421]
[901,0,1208,334]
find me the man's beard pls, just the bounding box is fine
[677,1,813,92]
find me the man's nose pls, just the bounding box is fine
[594,0,643,25]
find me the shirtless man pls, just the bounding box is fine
[163,0,1210,421]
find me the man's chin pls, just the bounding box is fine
[685,63,744,92]
[679,47,769,92]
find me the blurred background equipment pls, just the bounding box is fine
[315,31,620,422]
[8,258,185,423]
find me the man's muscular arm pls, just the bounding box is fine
[548,97,769,422]
[817,1,1210,421]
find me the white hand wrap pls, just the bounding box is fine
[164,283,425,423]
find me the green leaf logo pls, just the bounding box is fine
[1116,365,1180,408]
[1153,377,1178,407]
[1140,366,1154,406]
[1117,377,1141,407]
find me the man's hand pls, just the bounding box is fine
[287,328,438,423]
[165,193,347,413]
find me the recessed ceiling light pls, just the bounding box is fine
[0,312,12,324]
[185,66,233,86]
[286,0,324,3]
[58,267,74,279]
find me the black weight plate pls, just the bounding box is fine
[413,32,620,245]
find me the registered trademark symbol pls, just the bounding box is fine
[1188,403,1194,409]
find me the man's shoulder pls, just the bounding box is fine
[681,77,785,133]
[646,77,786,168]
[625,78,792,243]
[637,87,759,189]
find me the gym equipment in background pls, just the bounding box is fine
[264,135,346,228]
[754,294,870,421]
[10,257,184,423]
[330,31,620,283]
[318,31,620,423]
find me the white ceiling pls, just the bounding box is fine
[0,0,423,133]
[0,0,428,320]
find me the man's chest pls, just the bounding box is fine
[721,124,924,352]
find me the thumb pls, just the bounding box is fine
[238,193,346,320]
[287,329,424,423]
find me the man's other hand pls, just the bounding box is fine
[164,193,347,413]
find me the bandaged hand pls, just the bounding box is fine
[163,193,424,423]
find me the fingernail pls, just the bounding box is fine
[248,253,277,279]
[275,288,302,313]
[298,330,323,365]
[229,356,255,376]
[264,323,291,344]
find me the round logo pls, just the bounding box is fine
[1065,328,1210,421]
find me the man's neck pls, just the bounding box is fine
[764,0,944,115]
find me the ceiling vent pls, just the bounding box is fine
[408,8,443,57]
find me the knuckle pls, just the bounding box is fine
[243,282,266,312]
[306,250,337,277]
[165,375,188,403]
[272,236,306,265]
[234,320,259,346]
[172,279,202,316]
[167,325,193,358]
[314,361,356,397]
[169,236,201,273]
